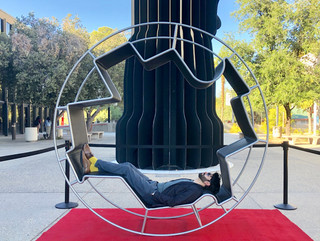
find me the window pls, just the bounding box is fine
[0,18,3,32]
[6,22,11,34]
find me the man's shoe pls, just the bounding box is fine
[81,150,91,174]
[83,143,94,159]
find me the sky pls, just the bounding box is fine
[1,0,243,40]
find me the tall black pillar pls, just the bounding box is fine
[32,106,37,125]
[44,107,48,120]
[116,0,222,170]
[2,89,9,136]
[39,107,43,132]
[19,104,25,134]
[26,105,31,127]
[11,104,17,123]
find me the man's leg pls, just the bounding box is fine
[95,160,157,197]
[83,144,157,202]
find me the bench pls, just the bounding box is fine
[283,135,320,145]
[91,131,104,139]
[87,133,92,142]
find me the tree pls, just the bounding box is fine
[290,0,320,133]
[79,26,127,131]
[219,35,266,126]
[0,34,11,73]
[233,0,320,135]
[89,26,127,55]
[0,33,14,99]
[3,13,127,136]
[10,13,88,136]
[62,14,90,44]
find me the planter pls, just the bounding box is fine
[25,127,38,142]
[57,129,63,138]
[273,126,282,138]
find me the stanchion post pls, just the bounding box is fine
[12,123,16,140]
[274,141,297,210]
[55,140,78,209]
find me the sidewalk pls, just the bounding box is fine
[0,133,319,240]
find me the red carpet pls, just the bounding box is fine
[38,208,312,241]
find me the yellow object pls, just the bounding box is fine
[89,157,99,172]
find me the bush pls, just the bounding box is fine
[229,123,241,133]
[110,105,123,121]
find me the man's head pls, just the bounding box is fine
[201,172,221,195]
[198,172,213,186]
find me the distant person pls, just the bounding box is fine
[44,117,52,139]
[33,116,41,133]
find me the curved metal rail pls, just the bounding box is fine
[53,22,269,236]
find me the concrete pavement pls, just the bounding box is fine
[0,133,319,240]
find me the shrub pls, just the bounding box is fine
[229,123,241,133]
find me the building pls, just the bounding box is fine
[0,9,15,136]
[0,9,15,34]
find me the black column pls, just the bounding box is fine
[39,107,43,132]
[2,89,9,136]
[116,0,222,170]
[26,105,31,127]
[19,104,25,134]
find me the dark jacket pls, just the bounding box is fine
[149,181,203,207]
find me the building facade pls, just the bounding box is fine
[0,9,15,34]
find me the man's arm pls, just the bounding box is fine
[152,183,203,207]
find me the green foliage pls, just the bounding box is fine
[87,105,123,123]
[0,33,11,70]
[231,0,320,134]
[89,26,127,55]
[109,105,123,121]
[94,108,109,122]
[268,106,284,128]
[62,14,90,45]
[8,13,88,108]
[260,120,268,134]
[0,12,127,131]
[215,91,234,122]
[0,33,14,95]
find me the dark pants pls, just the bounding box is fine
[95,160,158,203]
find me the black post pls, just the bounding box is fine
[107,107,111,123]
[55,140,78,209]
[39,107,43,133]
[274,141,297,210]
[11,104,17,139]
[26,105,31,127]
[19,104,25,134]
[11,123,16,140]
[3,88,9,136]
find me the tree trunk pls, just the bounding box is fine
[85,107,101,133]
[48,107,55,140]
[86,115,94,133]
[283,103,292,135]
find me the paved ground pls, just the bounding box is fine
[0,133,319,240]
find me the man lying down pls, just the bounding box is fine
[81,144,221,208]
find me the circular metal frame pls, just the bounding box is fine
[53,22,269,236]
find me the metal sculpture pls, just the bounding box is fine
[54,22,268,236]
[53,0,268,236]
